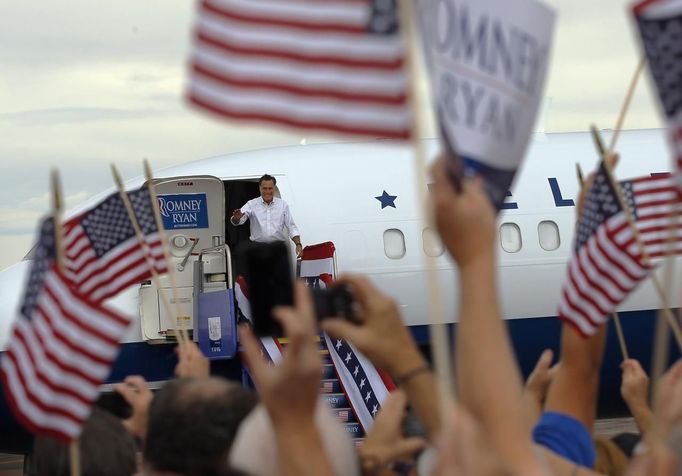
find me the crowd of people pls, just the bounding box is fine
[27,158,682,475]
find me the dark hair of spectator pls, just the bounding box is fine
[33,406,137,476]
[259,174,276,186]
[144,378,258,476]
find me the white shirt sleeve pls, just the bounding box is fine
[283,202,300,239]
[231,201,251,226]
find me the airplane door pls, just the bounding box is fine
[140,175,225,342]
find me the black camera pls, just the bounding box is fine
[240,241,356,337]
[311,285,356,322]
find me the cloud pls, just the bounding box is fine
[0,107,167,127]
[0,191,89,235]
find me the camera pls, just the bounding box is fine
[312,285,356,322]
[239,241,356,337]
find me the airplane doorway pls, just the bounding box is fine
[224,180,260,252]
[224,179,286,280]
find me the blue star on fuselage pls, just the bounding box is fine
[375,190,397,209]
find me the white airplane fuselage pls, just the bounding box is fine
[0,128,679,451]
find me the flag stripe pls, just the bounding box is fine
[1,357,83,440]
[4,348,89,420]
[197,8,404,65]
[191,62,407,105]
[201,0,369,33]
[18,319,101,388]
[189,94,410,139]
[14,324,96,403]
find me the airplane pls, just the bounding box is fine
[0,127,680,453]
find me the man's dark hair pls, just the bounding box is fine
[144,377,258,476]
[33,406,137,476]
[258,174,276,186]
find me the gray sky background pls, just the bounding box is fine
[0,0,664,270]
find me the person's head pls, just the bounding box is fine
[33,406,137,476]
[230,402,360,476]
[258,174,276,203]
[144,377,258,476]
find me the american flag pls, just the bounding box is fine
[633,0,682,189]
[336,409,350,422]
[558,163,653,336]
[63,185,167,303]
[321,380,335,394]
[618,172,682,258]
[0,217,132,441]
[188,0,411,139]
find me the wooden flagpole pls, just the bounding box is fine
[110,165,188,346]
[587,56,682,349]
[605,56,646,160]
[143,160,193,347]
[397,0,454,397]
[585,131,630,361]
[50,170,81,476]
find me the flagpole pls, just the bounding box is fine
[585,132,630,361]
[397,0,454,399]
[110,165,188,346]
[605,56,646,161]
[51,169,82,476]
[143,160,193,347]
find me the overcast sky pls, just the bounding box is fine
[0,0,664,270]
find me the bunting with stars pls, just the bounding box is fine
[323,334,391,432]
[299,242,394,432]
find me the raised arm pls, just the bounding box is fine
[240,282,335,476]
[431,159,547,475]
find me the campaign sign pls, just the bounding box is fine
[419,0,556,209]
[157,193,209,230]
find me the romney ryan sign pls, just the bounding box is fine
[158,193,209,230]
[419,0,556,209]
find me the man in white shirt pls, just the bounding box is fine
[230,174,303,257]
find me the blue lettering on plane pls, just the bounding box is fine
[548,178,575,207]
[430,171,669,210]
[501,190,518,210]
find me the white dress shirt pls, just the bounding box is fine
[231,197,300,243]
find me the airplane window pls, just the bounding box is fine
[422,228,444,257]
[383,229,406,259]
[538,220,560,251]
[499,223,522,253]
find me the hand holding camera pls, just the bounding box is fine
[241,241,357,337]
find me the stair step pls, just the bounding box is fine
[321,364,336,380]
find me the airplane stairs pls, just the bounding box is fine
[272,336,365,445]
[318,337,365,445]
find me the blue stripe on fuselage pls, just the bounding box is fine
[0,308,678,453]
